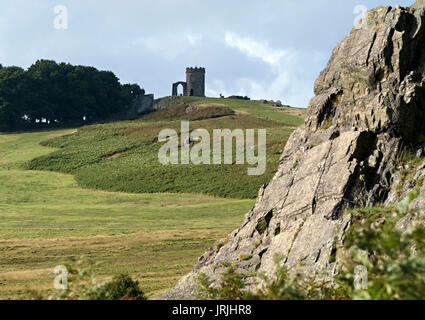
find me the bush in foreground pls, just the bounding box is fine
[27,258,147,300]
[86,274,147,300]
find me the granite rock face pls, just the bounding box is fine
[161,1,425,300]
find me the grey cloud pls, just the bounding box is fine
[0,0,416,107]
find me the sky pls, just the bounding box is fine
[0,0,415,108]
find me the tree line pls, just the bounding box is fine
[0,60,144,131]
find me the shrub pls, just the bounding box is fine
[198,259,348,300]
[26,258,147,300]
[198,267,247,300]
[86,274,147,300]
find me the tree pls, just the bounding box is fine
[0,66,29,129]
[121,83,145,106]
[0,60,146,131]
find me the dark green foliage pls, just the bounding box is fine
[87,274,147,300]
[121,84,145,107]
[0,60,143,131]
[0,66,30,129]
[336,219,425,299]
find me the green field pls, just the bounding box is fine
[27,97,304,199]
[0,97,305,299]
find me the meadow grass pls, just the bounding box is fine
[0,130,254,299]
[0,99,304,299]
[177,96,305,126]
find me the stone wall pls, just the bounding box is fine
[125,93,155,116]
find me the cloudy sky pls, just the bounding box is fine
[0,0,415,107]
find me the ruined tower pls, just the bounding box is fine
[172,67,205,97]
[186,67,205,97]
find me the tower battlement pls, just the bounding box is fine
[186,67,206,73]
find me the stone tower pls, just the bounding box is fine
[186,67,205,97]
[172,67,206,97]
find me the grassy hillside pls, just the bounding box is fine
[0,130,254,299]
[0,97,305,299]
[153,96,305,125]
[27,97,305,199]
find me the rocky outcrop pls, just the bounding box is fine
[161,1,425,300]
